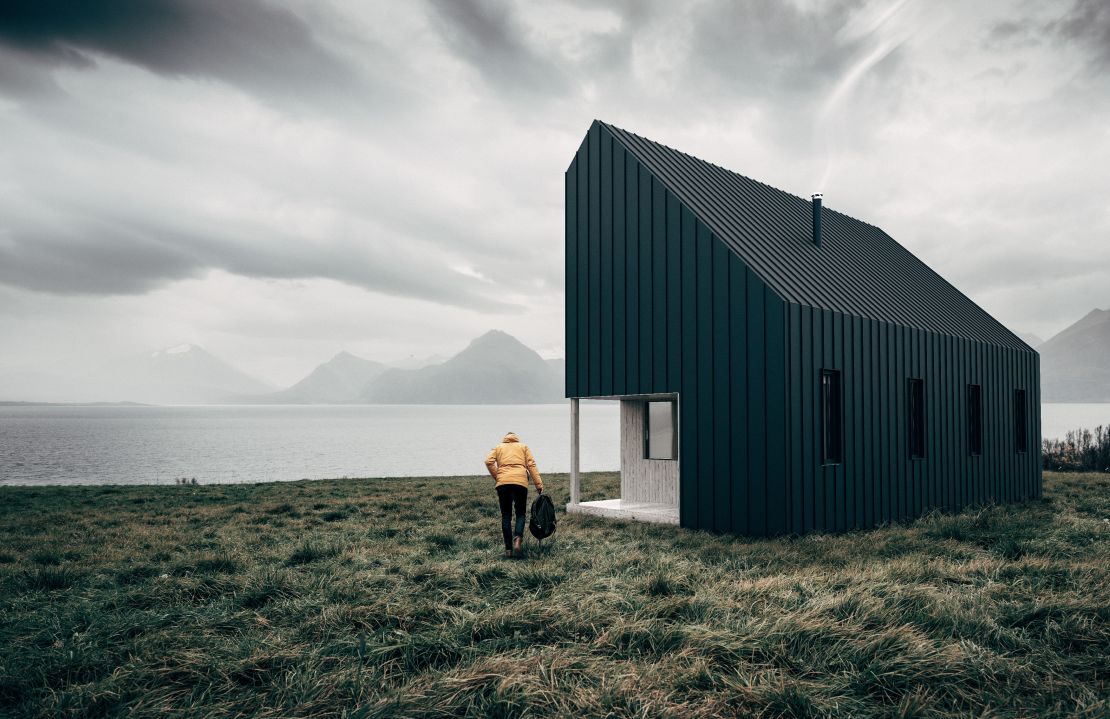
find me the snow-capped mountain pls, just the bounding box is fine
[78,344,274,404]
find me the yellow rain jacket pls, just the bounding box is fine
[485,433,543,491]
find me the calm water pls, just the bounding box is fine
[1,402,1106,486]
[0,403,619,486]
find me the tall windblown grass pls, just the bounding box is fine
[1,471,1107,718]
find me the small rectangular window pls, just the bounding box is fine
[1014,389,1027,453]
[820,370,842,464]
[967,384,982,456]
[908,378,925,459]
[645,400,676,460]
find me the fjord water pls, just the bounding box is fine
[0,403,619,486]
[1,403,1106,486]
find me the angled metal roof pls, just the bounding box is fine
[601,121,1031,352]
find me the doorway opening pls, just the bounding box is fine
[566,394,679,525]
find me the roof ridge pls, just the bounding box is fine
[598,120,883,233]
[592,120,1031,352]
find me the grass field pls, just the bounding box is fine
[1,471,1108,718]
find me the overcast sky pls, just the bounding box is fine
[0,0,1107,386]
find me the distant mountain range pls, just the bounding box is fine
[97,344,276,404]
[264,351,388,404]
[360,330,563,404]
[0,333,565,405]
[1040,309,1110,402]
[0,344,274,404]
[5,313,1107,404]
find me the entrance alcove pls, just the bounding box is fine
[566,395,679,525]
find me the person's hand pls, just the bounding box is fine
[537,488,543,494]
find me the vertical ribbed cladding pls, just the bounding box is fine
[570,122,1041,535]
[811,193,823,247]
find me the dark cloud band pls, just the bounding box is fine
[0,0,357,97]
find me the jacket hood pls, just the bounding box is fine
[502,432,520,443]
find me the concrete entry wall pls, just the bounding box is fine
[620,399,679,506]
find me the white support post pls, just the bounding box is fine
[569,397,580,507]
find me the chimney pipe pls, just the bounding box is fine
[811,193,823,247]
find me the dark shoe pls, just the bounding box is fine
[503,549,512,558]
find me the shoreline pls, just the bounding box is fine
[0,472,593,490]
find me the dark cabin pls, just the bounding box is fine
[564,120,1041,536]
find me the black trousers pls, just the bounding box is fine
[496,484,527,550]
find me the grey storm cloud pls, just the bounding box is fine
[585,0,887,91]
[683,0,908,146]
[0,0,360,99]
[0,215,511,310]
[0,0,525,309]
[0,0,1107,383]
[425,0,570,97]
[1051,0,1110,70]
[989,0,1110,73]
[450,0,894,111]
[685,0,875,94]
[0,0,1044,306]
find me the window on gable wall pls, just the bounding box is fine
[820,370,842,465]
[908,379,925,459]
[968,384,983,456]
[1014,389,1027,453]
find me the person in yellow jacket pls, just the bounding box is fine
[485,432,544,557]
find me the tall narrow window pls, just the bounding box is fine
[645,400,676,460]
[1014,389,1027,453]
[820,370,842,464]
[967,384,983,456]
[908,378,925,459]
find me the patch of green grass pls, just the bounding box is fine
[286,540,340,565]
[29,550,62,566]
[114,564,158,586]
[193,553,239,573]
[425,533,457,551]
[22,566,82,591]
[1,471,1108,718]
[265,502,300,517]
[643,569,692,597]
[238,568,301,609]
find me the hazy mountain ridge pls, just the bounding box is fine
[0,345,274,404]
[263,335,561,404]
[1040,308,1110,402]
[0,334,564,405]
[389,354,447,370]
[264,351,388,404]
[84,344,275,405]
[360,330,563,404]
[4,314,1108,404]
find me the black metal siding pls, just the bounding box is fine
[566,121,1042,535]
[567,122,788,532]
[784,309,1041,534]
